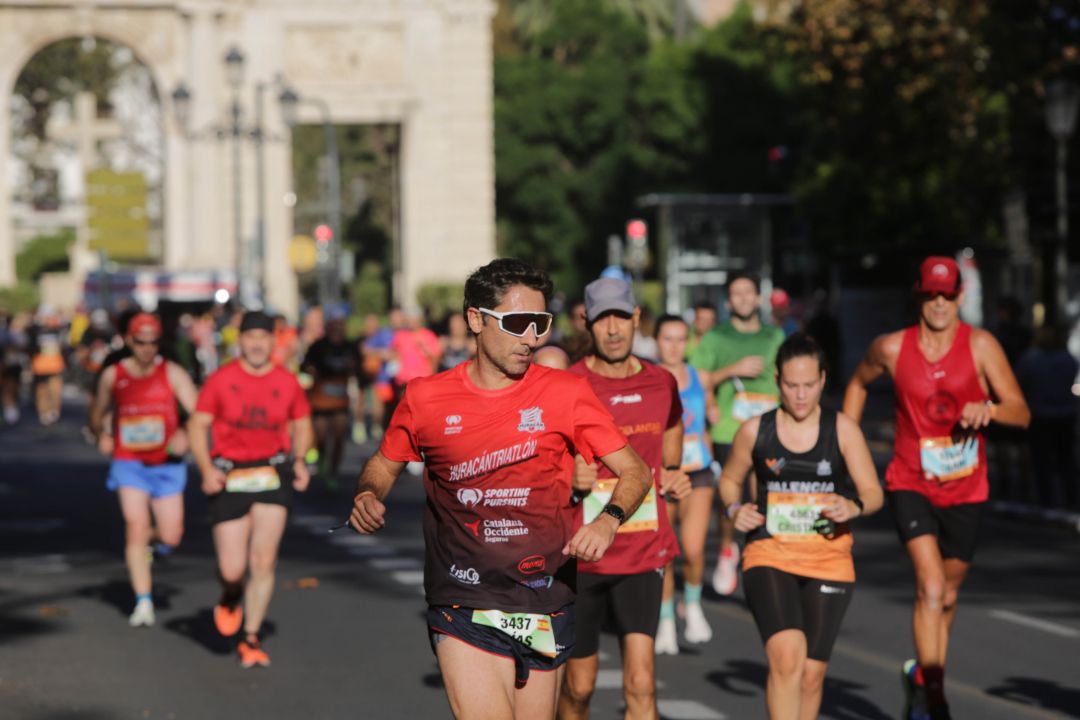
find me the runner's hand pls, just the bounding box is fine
[563,514,618,563]
[706,405,721,426]
[292,459,311,492]
[96,433,114,456]
[820,493,859,523]
[201,467,227,495]
[733,355,764,378]
[959,401,993,430]
[732,502,764,533]
[661,468,692,500]
[572,454,598,493]
[166,429,189,457]
[350,491,386,534]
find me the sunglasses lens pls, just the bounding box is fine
[501,313,552,336]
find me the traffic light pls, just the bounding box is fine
[314,223,333,245]
[625,219,648,274]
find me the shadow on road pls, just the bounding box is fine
[986,677,1080,717]
[76,579,181,619]
[161,607,276,657]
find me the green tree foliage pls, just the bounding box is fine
[15,230,74,282]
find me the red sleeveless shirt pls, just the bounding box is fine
[112,358,178,465]
[885,323,989,506]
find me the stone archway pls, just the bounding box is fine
[0,1,496,316]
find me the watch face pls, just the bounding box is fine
[604,504,625,522]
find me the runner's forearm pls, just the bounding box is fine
[841,380,868,424]
[187,413,214,474]
[662,424,683,470]
[355,451,404,500]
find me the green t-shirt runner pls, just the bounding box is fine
[691,320,785,445]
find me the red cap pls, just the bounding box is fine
[770,288,790,309]
[915,256,961,295]
[128,312,162,339]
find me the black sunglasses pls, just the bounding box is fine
[478,308,553,337]
[132,338,160,347]
[919,291,960,302]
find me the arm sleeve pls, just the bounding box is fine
[379,387,422,462]
[571,379,627,464]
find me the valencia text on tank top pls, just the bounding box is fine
[112,358,178,465]
[886,323,989,507]
[743,408,857,583]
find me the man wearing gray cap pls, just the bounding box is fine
[560,277,692,720]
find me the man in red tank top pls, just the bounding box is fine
[88,313,199,628]
[348,260,654,719]
[844,257,1030,720]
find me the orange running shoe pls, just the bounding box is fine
[237,637,271,668]
[213,602,243,637]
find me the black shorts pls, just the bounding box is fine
[572,569,664,658]
[687,467,716,490]
[712,442,732,466]
[427,604,575,689]
[207,461,294,525]
[888,491,983,563]
[743,566,853,662]
[311,407,350,419]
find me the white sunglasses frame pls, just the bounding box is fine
[476,307,553,337]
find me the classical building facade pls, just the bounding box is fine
[0,0,496,315]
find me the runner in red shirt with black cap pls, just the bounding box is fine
[89,312,199,628]
[189,310,314,668]
[349,259,653,720]
[844,256,1030,720]
[560,277,692,720]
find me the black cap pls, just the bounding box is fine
[239,310,274,333]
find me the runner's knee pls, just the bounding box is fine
[249,549,277,577]
[562,669,596,705]
[125,519,152,545]
[800,662,827,694]
[158,525,183,548]
[623,667,655,703]
[916,577,947,610]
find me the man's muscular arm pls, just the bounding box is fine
[349,451,408,533]
[842,332,901,424]
[563,444,651,563]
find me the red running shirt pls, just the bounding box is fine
[196,362,311,461]
[380,362,627,613]
[112,358,178,465]
[567,359,682,575]
[887,323,989,506]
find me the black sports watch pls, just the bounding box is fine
[600,503,626,525]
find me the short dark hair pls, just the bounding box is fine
[463,258,553,315]
[692,300,716,313]
[775,332,826,375]
[653,313,687,340]
[726,272,761,297]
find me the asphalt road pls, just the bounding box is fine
[1,400,1079,719]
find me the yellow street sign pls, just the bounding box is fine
[86,169,149,259]
[288,234,318,273]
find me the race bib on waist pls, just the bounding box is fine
[681,433,706,471]
[732,391,778,422]
[919,437,979,482]
[225,466,281,493]
[471,609,557,658]
[118,414,166,451]
[318,381,348,399]
[583,478,658,533]
[766,491,828,541]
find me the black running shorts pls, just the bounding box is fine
[207,461,294,525]
[743,566,853,662]
[888,490,983,563]
[572,569,664,658]
[427,604,575,688]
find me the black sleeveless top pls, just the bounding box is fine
[747,408,855,546]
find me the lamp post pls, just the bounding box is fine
[170,46,291,309]
[278,85,343,307]
[1045,78,1080,325]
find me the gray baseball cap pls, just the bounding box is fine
[584,277,636,322]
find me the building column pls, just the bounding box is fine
[0,65,15,287]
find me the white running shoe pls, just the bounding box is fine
[711,543,740,596]
[129,600,155,627]
[683,602,713,644]
[654,616,679,655]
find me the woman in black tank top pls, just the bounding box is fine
[718,333,883,720]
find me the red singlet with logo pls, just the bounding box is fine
[196,362,311,461]
[887,323,989,506]
[380,362,627,613]
[568,359,681,575]
[112,358,178,465]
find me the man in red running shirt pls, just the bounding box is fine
[844,257,1030,720]
[560,278,691,720]
[189,311,314,669]
[89,312,199,627]
[349,259,653,720]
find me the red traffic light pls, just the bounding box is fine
[314,224,333,244]
[626,219,647,240]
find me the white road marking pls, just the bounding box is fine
[594,669,666,690]
[391,570,425,585]
[290,514,340,527]
[368,557,422,570]
[0,554,72,574]
[345,545,395,557]
[328,533,380,547]
[656,700,725,720]
[989,609,1080,639]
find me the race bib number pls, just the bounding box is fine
[583,478,658,533]
[471,610,557,658]
[118,415,166,451]
[766,491,828,541]
[920,437,979,482]
[732,391,778,422]
[681,434,706,471]
[318,381,348,398]
[225,466,281,493]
